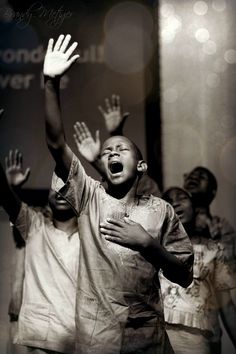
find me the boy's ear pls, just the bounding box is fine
[137,160,147,173]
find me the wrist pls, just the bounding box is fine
[44,75,61,84]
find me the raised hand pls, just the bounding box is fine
[100,218,153,251]
[98,94,130,135]
[5,150,30,187]
[74,122,101,162]
[43,34,79,78]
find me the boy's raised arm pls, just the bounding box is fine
[43,34,79,182]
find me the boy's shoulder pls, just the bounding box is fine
[139,194,171,212]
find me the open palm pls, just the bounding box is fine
[43,34,79,78]
[74,122,101,162]
[98,95,129,134]
[5,150,30,187]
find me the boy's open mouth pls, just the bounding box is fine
[186,179,198,187]
[109,161,123,174]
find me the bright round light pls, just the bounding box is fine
[195,28,210,43]
[206,73,220,88]
[219,136,236,185]
[193,1,208,16]
[224,49,236,64]
[161,15,182,43]
[202,40,217,55]
[213,58,228,73]
[104,2,153,34]
[160,3,175,18]
[104,25,153,74]
[212,0,226,12]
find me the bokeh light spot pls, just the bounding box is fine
[193,1,208,16]
[224,49,236,64]
[195,28,210,43]
[160,3,175,18]
[212,0,226,12]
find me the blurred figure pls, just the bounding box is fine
[183,167,236,352]
[161,186,236,354]
[0,150,79,353]
[5,150,29,354]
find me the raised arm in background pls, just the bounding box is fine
[98,94,130,136]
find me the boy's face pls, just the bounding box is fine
[183,168,212,195]
[100,136,140,186]
[164,188,194,225]
[48,190,73,213]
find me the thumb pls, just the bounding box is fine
[124,217,135,225]
[95,130,100,144]
[121,112,130,126]
[23,167,31,181]
[68,54,80,67]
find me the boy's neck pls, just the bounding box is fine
[53,216,77,236]
[107,177,139,203]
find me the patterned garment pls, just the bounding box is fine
[52,154,193,354]
[160,234,236,339]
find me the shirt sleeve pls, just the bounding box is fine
[51,153,99,215]
[214,237,236,291]
[161,203,194,273]
[14,203,40,241]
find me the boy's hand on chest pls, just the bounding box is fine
[100,217,153,251]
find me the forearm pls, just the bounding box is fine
[44,76,65,149]
[44,76,73,180]
[141,238,193,287]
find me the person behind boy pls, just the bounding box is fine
[43,33,193,354]
[183,166,236,352]
[0,154,79,353]
[5,150,29,354]
[161,187,236,354]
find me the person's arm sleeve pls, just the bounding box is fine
[161,203,194,284]
[51,153,99,215]
[13,203,38,242]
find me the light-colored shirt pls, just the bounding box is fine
[160,234,236,337]
[14,204,80,353]
[52,154,193,354]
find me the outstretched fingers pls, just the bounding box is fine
[105,98,112,113]
[60,34,71,53]
[65,41,79,59]
[74,122,90,143]
[112,94,120,110]
[54,34,65,51]
[47,38,54,53]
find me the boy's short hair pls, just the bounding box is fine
[193,166,218,192]
[130,139,143,161]
[162,186,192,202]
